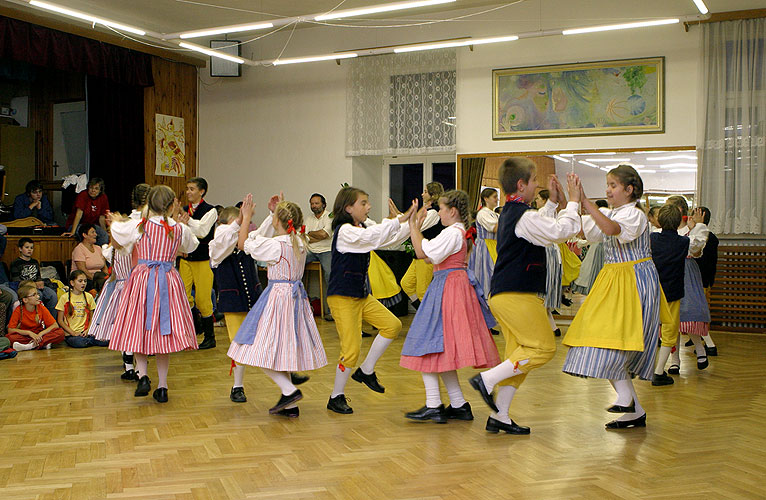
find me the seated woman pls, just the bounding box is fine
[13,180,55,225]
[71,223,108,290]
[63,177,109,245]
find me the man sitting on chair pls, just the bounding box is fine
[305,193,333,321]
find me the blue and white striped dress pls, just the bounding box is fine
[544,244,563,309]
[468,207,497,300]
[562,205,661,381]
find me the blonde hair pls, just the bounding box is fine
[140,185,176,238]
[274,200,308,258]
[16,284,41,328]
[439,190,473,255]
[218,206,240,225]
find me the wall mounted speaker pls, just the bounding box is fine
[209,40,242,77]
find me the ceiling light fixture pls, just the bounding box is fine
[28,0,147,35]
[179,22,274,39]
[178,42,245,64]
[552,155,571,162]
[659,163,697,169]
[691,0,709,15]
[585,158,631,162]
[562,18,679,36]
[578,161,600,169]
[668,169,697,173]
[394,35,518,53]
[646,155,697,161]
[273,52,358,65]
[315,0,456,21]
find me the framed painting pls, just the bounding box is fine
[155,113,185,177]
[493,57,664,139]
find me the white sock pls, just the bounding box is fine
[12,341,34,351]
[617,378,645,422]
[654,346,672,375]
[261,368,297,395]
[690,335,706,357]
[547,310,557,331]
[359,335,393,374]
[703,334,716,347]
[233,364,245,388]
[440,370,466,408]
[135,353,149,378]
[492,385,517,424]
[610,379,634,407]
[422,373,441,408]
[156,354,169,389]
[481,359,528,393]
[409,294,418,302]
[331,365,353,398]
[670,333,681,367]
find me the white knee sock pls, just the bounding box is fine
[481,359,528,393]
[156,354,169,389]
[440,370,467,408]
[422,373,441,408]
[233,364,245,388]
[654,346,673,375]
[547,310,557,331]
[703,333,716,347]
[617,378,645,422]
[135,353,148,379]
[359,335,393,374]
[331,365,353,398]
[610,379,634,407]
[670,333,681,366]
[493,385,517,424]
[690,335,706,357]
[261,368,297,395]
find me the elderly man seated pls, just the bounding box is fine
[305,193,333,321]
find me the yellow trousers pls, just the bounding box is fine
[327,294,401,367]
[224,312,248,342]
[178,258,214,317]
[659,300,681,348]
[489,292,557,389]
[400,259,434,301]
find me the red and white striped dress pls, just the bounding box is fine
[227,235,327,371]
[108,218,198,355]
[91,248,132,341]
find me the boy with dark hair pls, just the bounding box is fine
[10,238,58,317]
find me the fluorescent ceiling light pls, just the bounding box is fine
[669,169,697,173]
[562,18,679,36]
[659,163,697,169]
[552,155,571,162]
[639,170,656,173]
[692,0,709,15]
[585,158,630,162]
[315,0,456,21]
[578,161,599,169]
[646,155,697,161]
[559,154,574,157]
[179,22,274,39]
[29,0,146,35]
[394,35,518,53]
[179,42,245,63]
[273,53,358,65]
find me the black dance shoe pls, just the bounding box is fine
[667,364,680,375]
[651,372,675,386]
[269,390,303,414]
[697,356,709,370]
[705,345,718,357]
[405,405,447,423]
[230,387,247,403]
[490,328,500,336]
[485,416,530,435]
[685,339,694,347]
[135,376,151,397]
[605,413,646,429]
[275,407,299,418]
[411,299,421,310]
[468,374,498,413]
[361,331,373,338]
[352,368,385,393]
[152,387,168,403]
[122,352,134,365]
[290,372,310,385]
[445,402,474,421]
[606,400,636,413]
[121,369,139,381]
[327,394,353,414]
[561,297,573,306]
[554,328,562,337]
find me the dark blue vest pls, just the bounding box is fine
[422,205,445,240]
[490,201,547,296]
[213,249,262,313]
[650,230,689,302]
[327,224,370,298]
[183,201,216,262]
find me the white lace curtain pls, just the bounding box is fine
[699,18,766,234]
[346,49,456,156]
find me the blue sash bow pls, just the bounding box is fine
[140,259,173,336]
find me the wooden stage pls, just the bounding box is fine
[1,316,764,500]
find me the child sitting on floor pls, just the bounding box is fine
[7,283,66,351]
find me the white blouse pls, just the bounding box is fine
[679,223,710,258]
[110,215,199,254]
[515,200,582,247]
[582,202,647,244]
[243,234,303,266]
[476,207,499,232]
[335,217,411,254]
[209,215,272,268]
[185,208,218,239]
[421,222,465,265]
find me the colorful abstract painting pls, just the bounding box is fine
[155,113,185,177]
[493,57,664,139]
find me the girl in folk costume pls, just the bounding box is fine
[469,158,581,435]
[227,195,327,417]
[534,189,564,337]
[91,184,151,380]
[468,187,500,301]
[108,185,200,403]
[562,165,669,429]
[326,187,415,415]
[400,182,445,308]
[401,190,500,423]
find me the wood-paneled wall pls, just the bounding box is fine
[144,57,198,199]
[475,155,555,204]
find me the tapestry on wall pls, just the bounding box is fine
[155,113,185,177]
[492,57,664,139]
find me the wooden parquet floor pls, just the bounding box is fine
[1,317,765,500]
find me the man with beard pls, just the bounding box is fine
[305,193,333,321]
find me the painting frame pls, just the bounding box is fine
[155,113,186,177]
[492,56,664,140]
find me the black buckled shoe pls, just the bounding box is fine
[269,390,303,414]
[135,375,151,397]
[327,394,353,414]
[198,316,216,350]
[290,372,310,385]
[275,406,299,418]
[405,405,447,423]
[697,356,709,370]
[469,374,498,413]
[121,369,139,381]
[667,364,680,375]
[122,352,134,365]
[445,402,474,421]
[152,387,168,403]
[606,400,636,413]
[685,339,694,347]
[705,345,718,357]
[351,368,385,393]
[605,413,646,429]
[230,387,247,403]
[485,416,530,435]
[651,372,675,386]
[554,328,562,337]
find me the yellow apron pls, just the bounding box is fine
[368,251,401,300]
[485,239,498,263]
[559,242,582,286]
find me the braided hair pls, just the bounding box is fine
[131,183,151,210]
[139,185,176,238]
[439,189,474,255]
[274,200,308,258]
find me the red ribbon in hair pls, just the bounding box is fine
[160,218,174,238]
[465,226,477,242]
[287,218,295,233]
[300,225,306,234]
